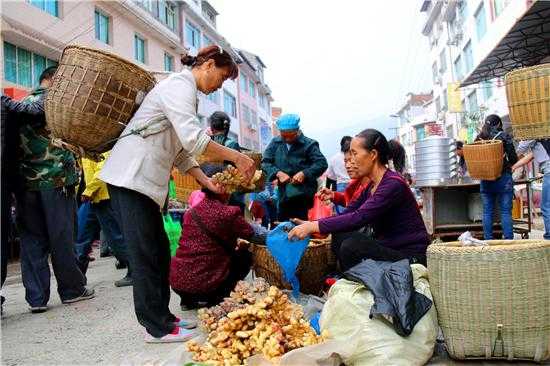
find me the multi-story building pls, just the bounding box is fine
[2,0,184,97]
[1,0,274,152]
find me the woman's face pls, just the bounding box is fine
[344,151,359,179]
[350,137,378,178]
[196,60,231,94]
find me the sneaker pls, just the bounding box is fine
[145,327,196,344]
[30,306,48,314]
[62,288,95,304]
[114,276,133,287]
[174,317,197,329]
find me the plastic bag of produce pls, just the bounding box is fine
[319,264,438,366]
[163,214,182,256]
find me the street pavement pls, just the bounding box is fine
[1,234,548,365]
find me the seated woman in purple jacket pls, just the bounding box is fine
[288,129,429,271]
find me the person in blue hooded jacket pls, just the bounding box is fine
[262,114,328,221]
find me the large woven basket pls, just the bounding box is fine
[427,240,550,362]
[505,63,550,140]
[251,238,336,295]
[172,169,201,203]
[45,45,156,154]
[463,140,503,180]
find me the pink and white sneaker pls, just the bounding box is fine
[145,327,196,344]
[174,317,197,329]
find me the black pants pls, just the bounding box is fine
[108,185,175,338]
[1,184,13,292]
[16,187,87,306]
[332,231,427,272]
[174,249,252,307]
[278,195,313,222]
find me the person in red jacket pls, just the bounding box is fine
[318,140,370,207]
[170,165,257,309]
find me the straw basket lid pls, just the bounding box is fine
[428,239,550,254]
[45,45,156,155]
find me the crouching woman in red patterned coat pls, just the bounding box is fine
[170,165,259,309]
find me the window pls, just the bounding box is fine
[159,1,176,31]
[475,3,487,41]
[185,21,201,50]
[223,91,237,118]
[240,74,248,94]
[259,93,268,110]
[164,52,174,72]
[454,55,463,80]
[439,49,447,73]
[493,0,510,18]
[202,35,214,47]
[249,80,256,98]
[442,88,448,110]
[432,62,439,84]
[207,90,219,104]
[463,41,473,74]
[435,97,441,114]
[134,34,146,64]
[467,91,478,112]
[415,126,426,141]
[483,81,493,101]
[94,10,110,44]
[241,104,251,124]
[250,110,258,130]
[3,42,56,87]
[28,0,58,17]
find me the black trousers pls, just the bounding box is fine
[174,249,252,307]
[1,184,13,291]
[278,195,314,222]
[108,185,176,338]
[332,231,427,272]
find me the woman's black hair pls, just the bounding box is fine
[477,114,503,140]
[355,129,391,165]
[209,111,231,137]
[340,136,352,152]
[388,139,407,174]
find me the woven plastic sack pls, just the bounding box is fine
[163,214,182,257]
[266,222,310,298]
[320,264,438,366]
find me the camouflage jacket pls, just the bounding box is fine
[19,87,78,191]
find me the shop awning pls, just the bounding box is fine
[461,0,550,87]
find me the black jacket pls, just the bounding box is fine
[1,95,46,190]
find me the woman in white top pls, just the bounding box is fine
[100,45,255,343]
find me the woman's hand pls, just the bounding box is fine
[288,221,319,241]
[235,153,256,182]
[276,171,290,184]
[317,187,334,204]
[235,238,249,251]
[291,171,305,184]
[204,178,225,194]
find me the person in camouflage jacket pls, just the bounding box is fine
[15,66,94,313]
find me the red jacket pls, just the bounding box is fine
[170,196,254,293]
[332,179,370,207]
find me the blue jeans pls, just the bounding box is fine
[480,173,514,240]
[335,182,349,214]
[541,169,550,240]
[75,200,127,265]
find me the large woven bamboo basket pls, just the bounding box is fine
[172,168,201,203]
[463,140,503,180]
[427,240,550,362]
[45,45,156,154]
[251,238,336,296]
[505,63,550,140]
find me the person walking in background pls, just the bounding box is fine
[476,115,518,240]
[513,139,550,240]
[16,67,94,314]
[1,94,47,313]
[326,136,352,214]
[262,114,328,222]
[75,152,132,287]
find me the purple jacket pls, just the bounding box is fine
[319,170,429,256]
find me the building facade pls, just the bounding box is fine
[1,0,274,152]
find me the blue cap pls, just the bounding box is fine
[276,114,300,131]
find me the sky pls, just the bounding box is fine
[209,0,432,156]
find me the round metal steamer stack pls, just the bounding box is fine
[415,136,457,187]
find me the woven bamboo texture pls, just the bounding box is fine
[505,63,550,140]
[172,169,201,203]
[251,238,336,296]
[45,45,156,154]
[427,240,550,362]
[463,140,503,180]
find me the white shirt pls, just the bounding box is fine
[100,68,211,207]
[326,152,350,184]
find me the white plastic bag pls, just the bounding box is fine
[319,264,439,366]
